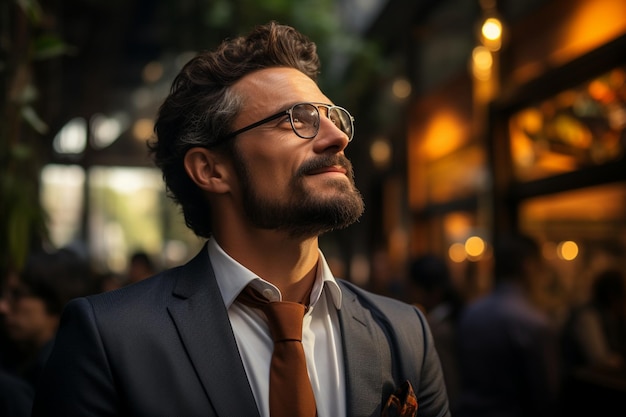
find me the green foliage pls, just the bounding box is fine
[32,34,77,61]
[160,0,382,104]
[0,0,73,277]
[0,144,49,272]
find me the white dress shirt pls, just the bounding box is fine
[208,238,346,417]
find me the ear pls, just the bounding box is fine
[183,147,232,194]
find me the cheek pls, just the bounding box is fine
[0,298,10,315]
[243,155,299,191]
[10,299,48,330]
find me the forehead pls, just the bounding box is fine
[232,67,331,116]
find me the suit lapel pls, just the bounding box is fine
[338,284,392,417]
[167,246,260,417]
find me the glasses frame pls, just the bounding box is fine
[220,102,354,142]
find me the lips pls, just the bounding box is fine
[298,155,353,179]
[307,165,347,175]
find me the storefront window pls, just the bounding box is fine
[41,165,202,275]
[509,65,626,181]
[41,164,85,248]
[519,182,626,314]
[88,166,201,273]
[424,145,487,204]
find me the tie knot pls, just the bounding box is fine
[264,301,305,342]
[237,287,306,342]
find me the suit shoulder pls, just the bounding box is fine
[85,266,181,313]
[338,279,426,324]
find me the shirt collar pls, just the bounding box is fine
[208,238,342,310]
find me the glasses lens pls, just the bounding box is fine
[329,107,353,140]
[291,103,320,138]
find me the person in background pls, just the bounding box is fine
[455,233,560,417]
[94,270,125,293]
[31,22,450,417]
[0,273,35,417]
[559,267,626,416]
[126,250,157,284]
[368,246,406,300]
[561,268,626,372]
[0,247,92,388]
[409,254,464,414]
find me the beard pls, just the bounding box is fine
[232,151,365,239]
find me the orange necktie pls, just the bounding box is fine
[238,287,317,417]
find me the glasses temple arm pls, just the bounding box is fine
[220,111,287,140]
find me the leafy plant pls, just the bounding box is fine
[0,0,73,278]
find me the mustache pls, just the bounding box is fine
[297,154,354,177]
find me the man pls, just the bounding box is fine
[0,248,92,389]
[32,22,450,417]
[126,250,157,284]
[455,233,560,417]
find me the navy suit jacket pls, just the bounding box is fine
[32,246,450,417]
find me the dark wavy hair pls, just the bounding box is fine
[149,22,320,238]
[493,233,540,282]
[20,248,92,315]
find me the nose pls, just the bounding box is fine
[0,294,11,316]
[312,116,350,153]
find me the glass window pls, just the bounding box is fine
[509,65,626,181]
[519,182,626,314]
[41,165,202,275]
[41,164,85,248]
[424,145,487,204]
[87,166,201,274]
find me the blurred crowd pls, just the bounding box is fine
[406,234,626,417]
[0,247,158,416]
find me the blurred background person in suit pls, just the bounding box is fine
[559,267,626,416]
[0,247,93,389]
[561,267,626,372]
[455,233,561,417]
[126,250,157,285]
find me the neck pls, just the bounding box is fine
[214,228,320,303]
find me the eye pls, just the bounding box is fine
[291,106,318,129]
[291,116,305,129]
[278,115,291,126]
[329,109,344,129]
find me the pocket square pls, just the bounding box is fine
[381,380,418,417]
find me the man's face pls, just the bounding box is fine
[227,67,364,238]
[0,276,58,348]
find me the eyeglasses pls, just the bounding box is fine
[220,102,355,142]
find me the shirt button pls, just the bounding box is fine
[262,288,274,300]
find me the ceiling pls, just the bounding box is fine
[14,0,552,173]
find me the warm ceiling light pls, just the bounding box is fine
[392,78,412,99]
[557,240,579,261]
[132,118,154,141]
[449,243,467,263]
[482,18,502,41]
[465,236,486,258]
[480,17,504,51]
[472,46,493,81]
[370,137,392,169]
[142,61,164,83]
